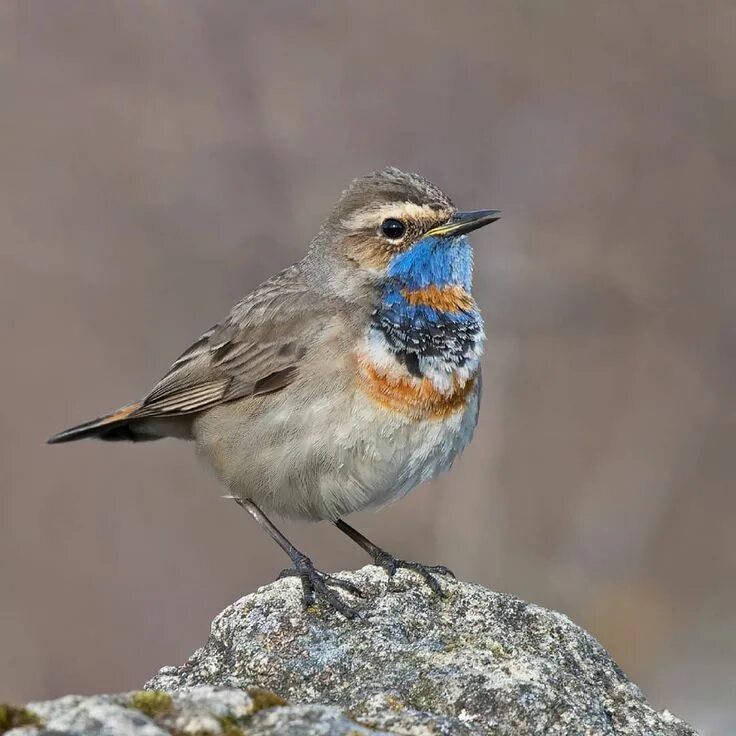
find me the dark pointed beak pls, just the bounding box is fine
[425,209,501,239]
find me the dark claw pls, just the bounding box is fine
[373,553,454,597]
[278,557,362,618]
[375,552,397,578]
[281,567,365,598]
[324,576,365,598]
[428,564,456,579]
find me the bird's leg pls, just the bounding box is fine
[235,499,362,618]
[333,519,454,597]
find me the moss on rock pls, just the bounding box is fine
[0,704,42,733]
[216,714,247,736]
[128,690,174,719]
[246,687,286,713]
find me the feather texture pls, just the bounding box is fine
[49,264,333,442]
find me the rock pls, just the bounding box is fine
[4,687,386,735]
[148,565,695,735]
[2,566,698,735]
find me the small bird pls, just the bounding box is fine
[49,168,500,617]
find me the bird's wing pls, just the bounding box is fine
[132,266,331,420]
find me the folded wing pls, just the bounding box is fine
[48,266,330,443]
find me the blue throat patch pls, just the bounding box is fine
[386,235,474,290]
[372,235,483,376]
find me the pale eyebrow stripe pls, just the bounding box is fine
[341,202,448,230]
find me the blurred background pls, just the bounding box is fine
[1,2,734,732]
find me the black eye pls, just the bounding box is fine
[380,218,406,240]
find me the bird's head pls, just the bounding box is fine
[315,167,500,296]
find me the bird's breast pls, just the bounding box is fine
[353,330,479,421]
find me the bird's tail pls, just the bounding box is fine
[47,402,149,444]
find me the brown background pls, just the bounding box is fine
[1,2,734,733]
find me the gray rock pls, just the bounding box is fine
[3,566,698,735]
[3,687,386,736]
[147,565,696,735]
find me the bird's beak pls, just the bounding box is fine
[425,209,501,239]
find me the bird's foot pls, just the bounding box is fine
[278,554,363,619]
[373,552,455,597]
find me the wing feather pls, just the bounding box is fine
[126,265,330,421]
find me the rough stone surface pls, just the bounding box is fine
[147,566,696,736]
[3,566,698,735]
[2,687,385,736]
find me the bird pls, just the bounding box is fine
[48,167,500,618]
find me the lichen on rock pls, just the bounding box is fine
[3,566,699,735]
[4,687,384,736]
[145,565,698,736]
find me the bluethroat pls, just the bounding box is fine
[49,168,500,617]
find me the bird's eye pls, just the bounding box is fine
[380,218,406,240]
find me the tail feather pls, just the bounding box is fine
[47,402,146,444]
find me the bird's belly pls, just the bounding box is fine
[327,331,482,514]
[193,372,479,522]
[331,382,481,513]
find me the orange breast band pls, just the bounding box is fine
[356,358,476,420]
[400,284,475,313]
